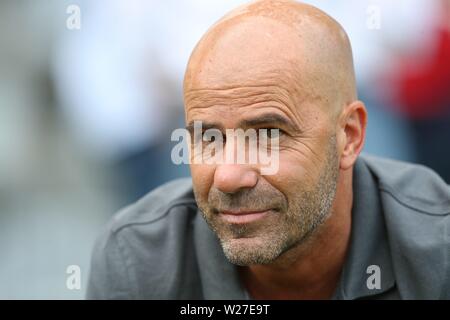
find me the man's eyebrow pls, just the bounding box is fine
[185,121,223,134]
[239,113,298,131]
[185,113,298,133]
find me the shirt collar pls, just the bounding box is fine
[333,156,396,299]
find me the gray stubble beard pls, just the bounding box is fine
[197,135,339,266]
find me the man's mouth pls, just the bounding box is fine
[218,209,272,224]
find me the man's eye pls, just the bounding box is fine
[202,129,225,143]
[259,128,283,139]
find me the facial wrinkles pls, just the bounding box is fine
[185,51,336,127]
[194,134,339,265]
[208,178,288,214]
[186,86,325,133]
[186,86,294,120]
[186,87,331,179]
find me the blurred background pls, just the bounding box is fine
[0,0,448,299]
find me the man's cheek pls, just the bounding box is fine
[191,165,214,202]
[264,160,295,189]
[278,153,317,186]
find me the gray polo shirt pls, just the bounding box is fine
[86,154,450,299]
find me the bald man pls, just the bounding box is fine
[87,0,450,300]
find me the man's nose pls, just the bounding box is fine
[213,164,258,194]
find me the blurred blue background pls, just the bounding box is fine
[0,0,449,299]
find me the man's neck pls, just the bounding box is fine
[239,172,353,300]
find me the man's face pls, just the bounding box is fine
[185,82,341,266]
[184,17,344,266]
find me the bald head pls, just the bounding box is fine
[185,0,367,269]
[184,0,357,116]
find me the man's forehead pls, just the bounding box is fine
[184,16,307,92]
[184,75,300,109]
[184,82,323,133]
[185,110,301,134]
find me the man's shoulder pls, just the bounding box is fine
[360,154,450,216]
[359,154,450,299]
[87,178,202,299]
[107,177,197,234]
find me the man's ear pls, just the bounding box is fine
[337,101,367,170]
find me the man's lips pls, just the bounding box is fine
[218,210,272,224]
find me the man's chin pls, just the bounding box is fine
[220,236,282,266]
